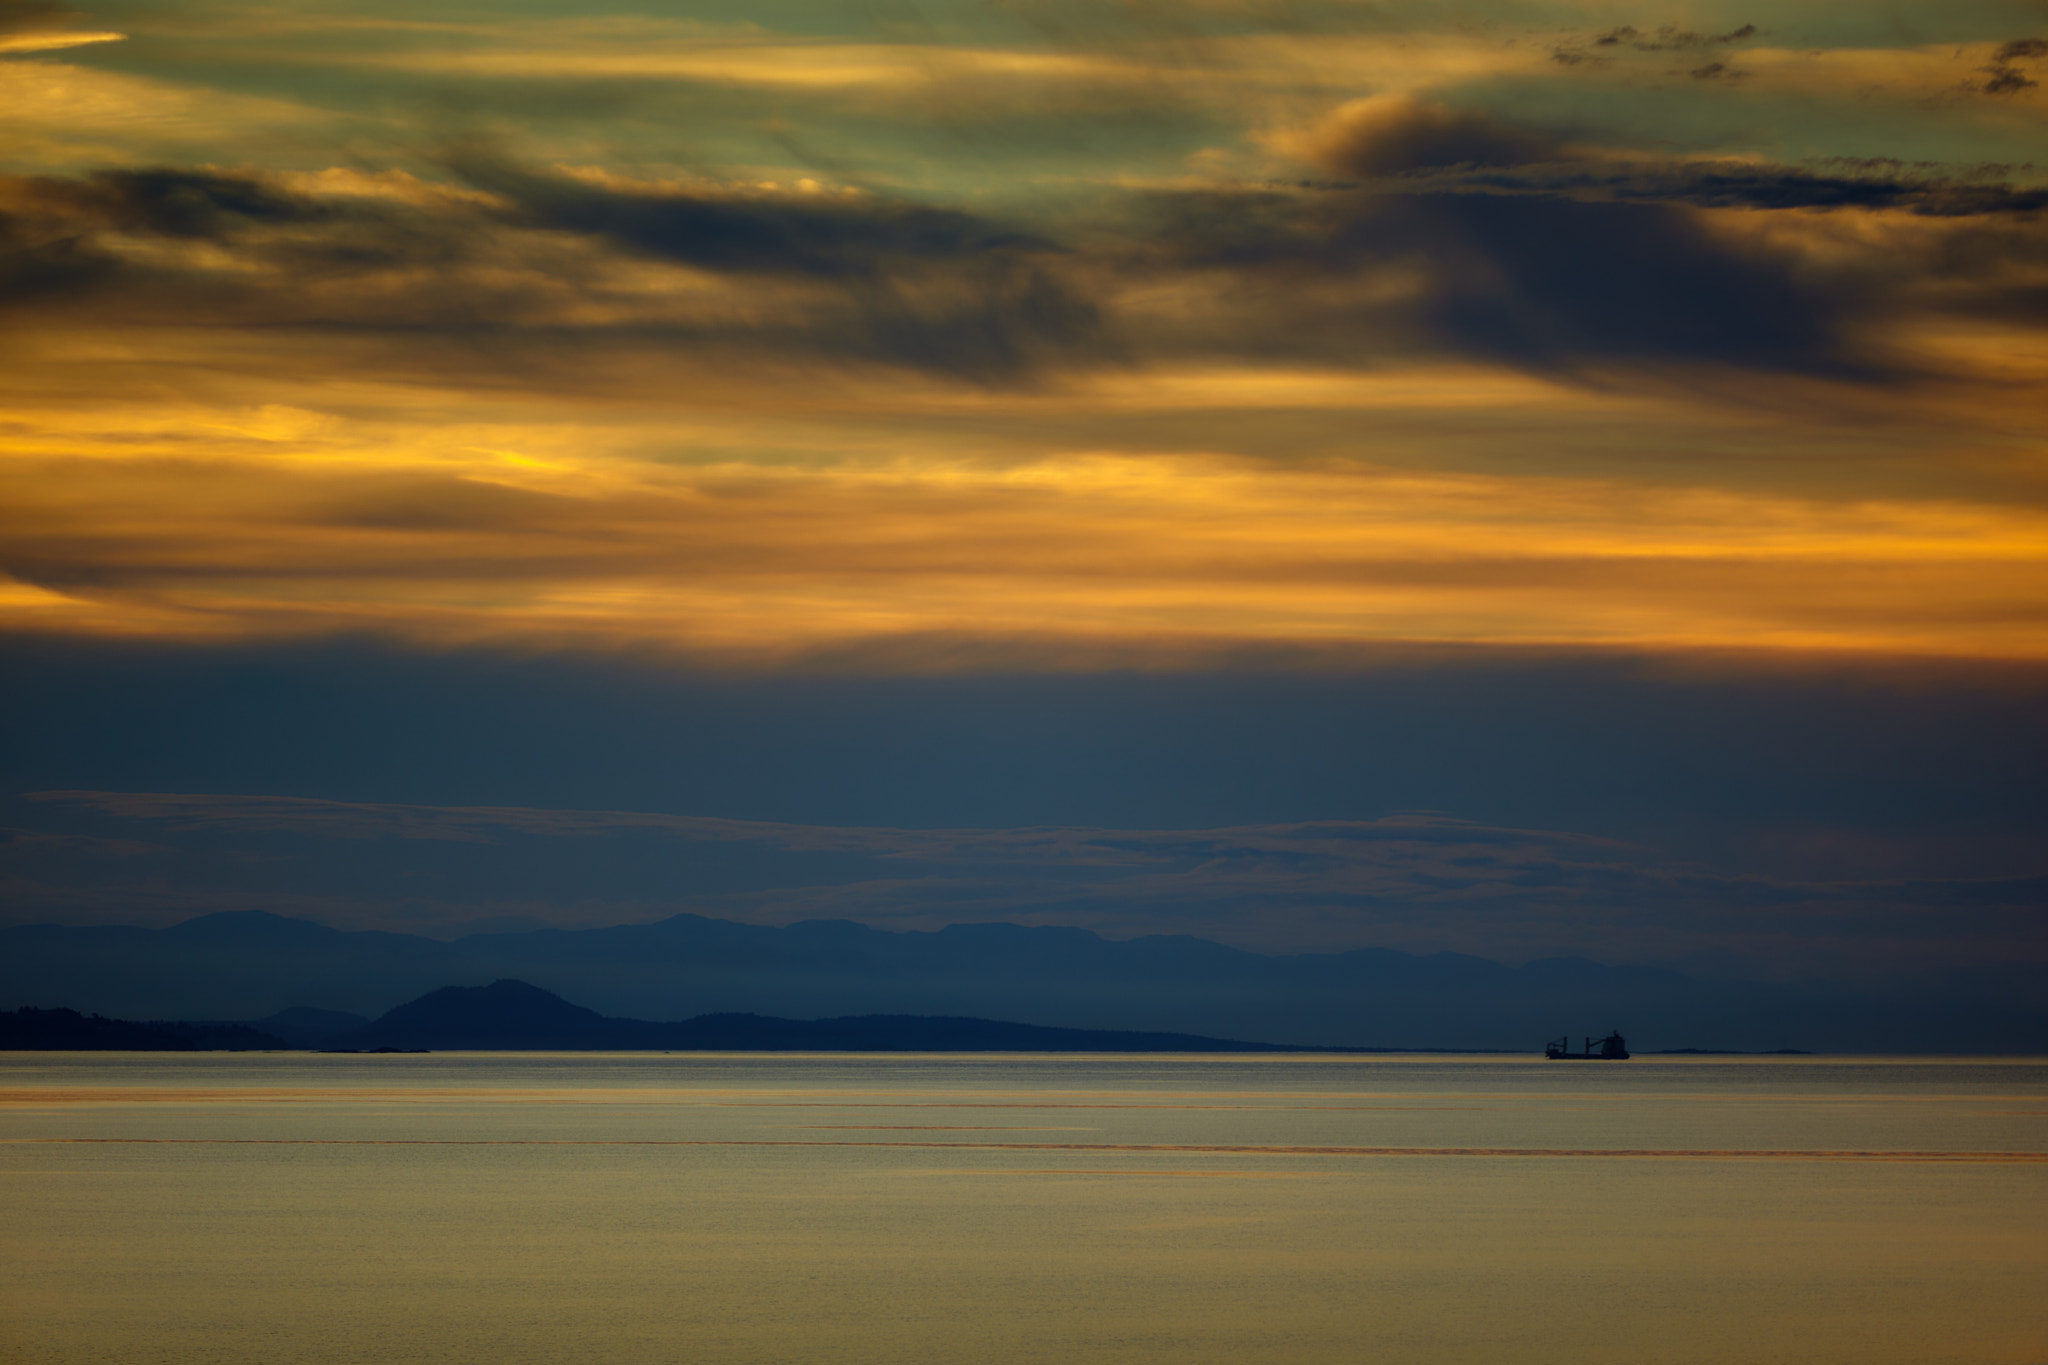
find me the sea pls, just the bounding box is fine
[2,1052,2043,1365]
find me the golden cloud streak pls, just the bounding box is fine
[115,19,2048,128]
[0,31,125,53]
[366,42,1141,89]
[1728,43,2048,104]
[0,58,332,166]
[3,372,2045,659]
[263,20,1549,101]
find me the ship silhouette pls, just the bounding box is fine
[1545,1031,1629,1060]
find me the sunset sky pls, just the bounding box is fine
[4,0,2045,1008]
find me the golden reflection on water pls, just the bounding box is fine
[14,1136,2046,1161]
[2,1053,2044,1365]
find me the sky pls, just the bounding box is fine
[2,0,2046,1010]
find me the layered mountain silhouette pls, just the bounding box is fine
[324,979,1375,1052]
[5,911,2042,1051]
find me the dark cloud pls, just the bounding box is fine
[439,151,1105,382]
[70,168,326,238]
[1137,183,1862,375]
[1294,100,2048,216]
[1975,35,2045,94]
[0,169,340,312]
[1554,21,1757,65]
[3,107,2046,386]
[1591,23,1758,50]
[1161,97,2048,373]
[1385,193,1846,372]
[0,0,80,35]
[0,168,379,312]
[1920,217,2048,323]
[442,150,1046,281]
[1297,98,1559,176]
[0,214,115,305]
[0,159,1104,383]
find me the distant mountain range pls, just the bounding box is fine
[3,911,2042,1052]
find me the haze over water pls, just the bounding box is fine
[4,1053,2043,1365]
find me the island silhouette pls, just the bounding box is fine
[0,1007,288,1050]
[314,979,1434,1052]
[10,983,1442,1052]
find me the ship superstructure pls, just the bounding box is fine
[1544,1031,1630,1059]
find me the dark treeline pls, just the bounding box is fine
[0,1007,287,1051]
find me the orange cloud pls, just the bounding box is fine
[3,379,2046,660]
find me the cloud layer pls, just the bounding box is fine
[1,1,2046,659]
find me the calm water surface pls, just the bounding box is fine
[3,1052,2043,1365]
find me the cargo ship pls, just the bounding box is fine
[1545,1031,1629,1060]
